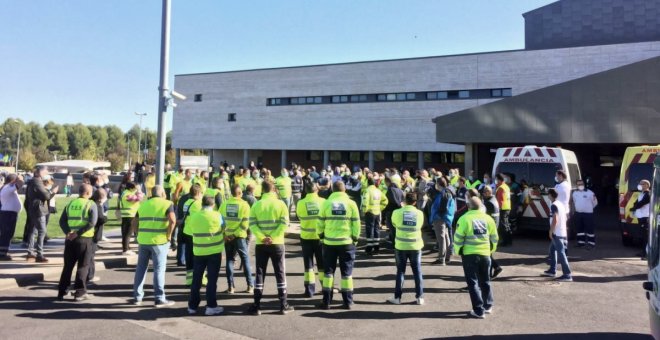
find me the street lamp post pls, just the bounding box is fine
[13,119,20,173]
[155,0,172,186]
[134,112,147,163]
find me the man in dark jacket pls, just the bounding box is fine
[26,165,58,263]
[384,177,404,245]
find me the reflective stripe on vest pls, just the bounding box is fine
[136,197,172,245]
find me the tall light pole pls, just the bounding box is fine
[155,0,171,186]
[13,119,20,173]
[134,112,147,163]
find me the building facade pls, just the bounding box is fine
[172,0,660,172]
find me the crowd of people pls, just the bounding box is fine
[0,161,646,319]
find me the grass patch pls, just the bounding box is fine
[13,196,121,241]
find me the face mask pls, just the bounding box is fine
[638,184,643,191]
[281,172,288,177]
[468,176,474,181]
[555,176,560,183]
[578,185,585,191]
[351,175,358,180]
[484,178,490,184]
[504,178,510,184]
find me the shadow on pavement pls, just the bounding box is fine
[301,310,469,319]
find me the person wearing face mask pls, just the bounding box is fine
[345,171,362,208]
[631,179,651,259]
[479,173,495,193]
[87,188,108,284]
[275,168,293,215]
[553,170,571,216]
[465,170,482,190]
[290,170,304,220]
[331,167,343,184]
[572,179,598,249]
[495,173,512,247]
[449,169,460,188]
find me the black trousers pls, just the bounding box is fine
[498,210,512,246]
[640,217,649,256]
[58,237,94,297]
[301,239,323,296]
[253,244,287,308]
[322,244,356,306]
[121,217,133,252]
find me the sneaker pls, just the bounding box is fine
[341,303,353,310]
[317,302,330,310]
[205,306,224,316]
[416,298,425,305]
[155,300,176,308]
[245,286,254,294]
[26,255,37,262]
[122,250,136,256]
[74,293,93,301]
[556,275,573,282]
[56,294,65,302]
[469,310,485,319]
[223,287,235,294]
[245,305,261,316]
[36,257,49,263]
[88,276,101,283]
[0,254,12,261]
[541,270,556,277]
[187,308,197,315]
[128,298,142,306]
[491,267,503,279]
[279,305,294,315]
[332,288,339,294]
[386,297,401,305]
[101,236,110,242]
[484,307,493,314]
[432,259,446,266]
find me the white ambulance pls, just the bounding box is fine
[491,146,581,231]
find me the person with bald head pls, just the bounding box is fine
[57,184,98,301]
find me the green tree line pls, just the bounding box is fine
[0,118,175,172]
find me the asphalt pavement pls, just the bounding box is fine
[0,223,653,340]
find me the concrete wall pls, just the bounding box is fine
[524,0,660,50]
[172,41,660,153]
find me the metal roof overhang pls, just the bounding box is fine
[434,56,660,145]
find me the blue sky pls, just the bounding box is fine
[0,0,555,131]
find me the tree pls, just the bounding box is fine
[89,126,109,159]
[67,124,96,159]
[30,123,50,150]
[106,152,125,172]
[45,122,69,155]
[18,148,37,171]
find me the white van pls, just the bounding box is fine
[644,153,660,339]
[492,146,581,231]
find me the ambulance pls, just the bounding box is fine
[619,146,660,246]
[643,153,660,339]
[492,146,581,232]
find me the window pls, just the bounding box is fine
[330,151,342,161]
[374,152,385,162]
[386,94,396,101]
[392,152,402,162]
[396,93,406,101]
[491,89,502,97]
[309,151,322,161]
[502,88,512,97]
[194,94,202,102]
[349,152,361,162]
[350,95,360,102]
[332,96,340,103]
[406,93,416,100]
[306,97,315,104]
[291,98,299,104]
[228,113,236,122]
[298,97,306,104]
[378,94,387,101]
[406,152,418,163]
[437,91,448,99]
[269,98,283,105]
[424,152,433,163]
[458,90,470,99]
[359,95,367,102]
[314,96,322,104]
[426,92,437,100]
[628,163,654,192]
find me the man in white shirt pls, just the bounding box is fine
[0,174,25,261]
[553,170,571,214]
[542,188,572,282]
[572,179,598,249]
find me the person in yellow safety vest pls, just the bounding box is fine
[361,176,388,255]
[204,177,224,208]
[360,169,370,195]
[454,196,499,319]
[178,184,204,286]
[163,165,178,200]
[219,185,254,294]
[386,193,425,306]
[192,170,209,193]
[296,182,326,297]
[465,170,482,190]
[145,168,156,198]
[245,181,294,316]
[129,185,176,307]
[173,169,193,204]
[186,196,226,316]
[494,173,512,247]
[57,184,98,301]
[275,168,293,213]
[239,172,257,193]
[448,169,460,188]
[250,170,263,199]
[119,182,143,255]
[317,181,361,310]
